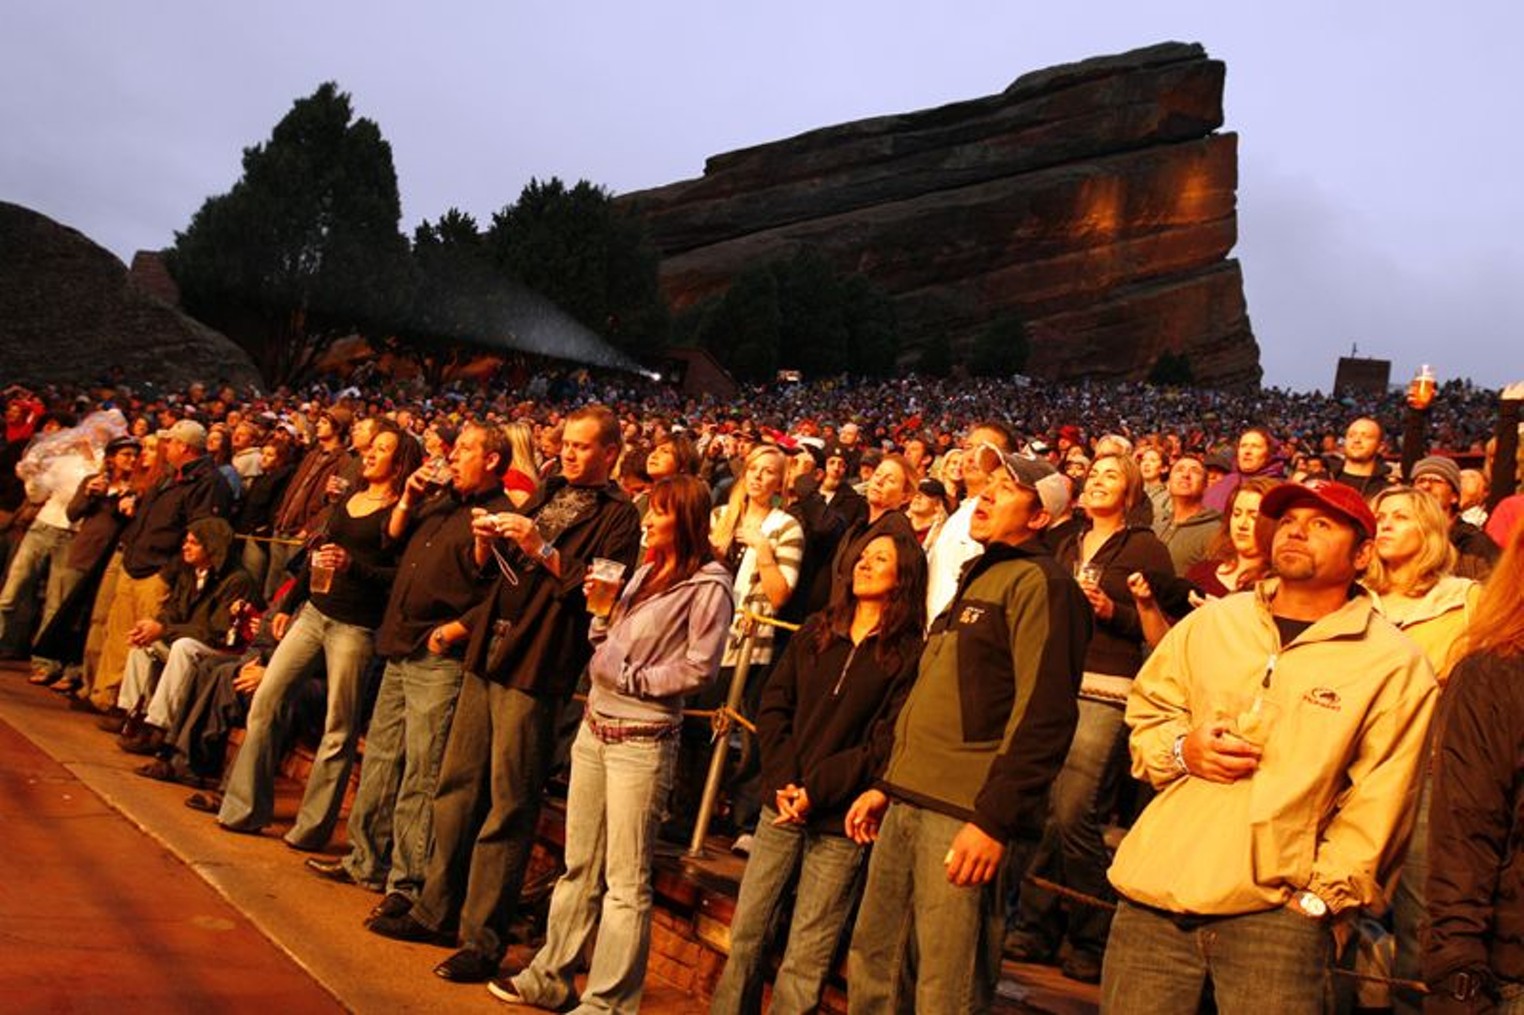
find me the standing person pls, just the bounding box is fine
[1203,427,1285,513]
[367,405,641,986]
[712,531,927,1015]
[233,440,294,595]
[303,421,511,920]
[1331,417,1393,499]
[1425,522,1524,1012]
[1138,446,1172,524]
[1411,454,1500,580]
[263,409,350,603]
[499,420,540,509]
[923,421,1016,623]
[1152,454,1221,577]
[1184,477,1280,599]
[216,419,420,848]
[906,477,949,547]
[1007,453,1173,983]
[1361,486,1480,1015]
[31,436,141,691]
[845,449,1088,1013]
[488,475,732,1013]
[827,453,916,600]
[1101,479,1437,1014]
[698,443,805,845]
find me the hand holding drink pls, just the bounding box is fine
[1407,364,1437,410]
[310,543,346,594]
[585,558,627,618]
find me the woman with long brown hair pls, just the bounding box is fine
[490,475,733,1012]
[1185,476,1281,598]
[711,530,928,1014]
[216,418,421,848]
[1425,521,1524,1008]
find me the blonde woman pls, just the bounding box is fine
[500,420,540,509]
[686,444,805,838]
[1365,485,1480,1014]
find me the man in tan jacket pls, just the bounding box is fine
[1102,479,1437,1014]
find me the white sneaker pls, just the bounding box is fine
[486,979,530,1006]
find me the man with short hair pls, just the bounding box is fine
[1411,454,1500,580]
[846,448,1089,1013]
[368,405,641,986]
[924,420,1015,621]
[1102,480,1437,1013]
[263,408,351,602]
[1458,468,1490,528]
[1153,455,1221,576]
[306,421,511,920]
[1331,417,1392,499]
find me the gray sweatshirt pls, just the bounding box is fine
[586,560,734,723]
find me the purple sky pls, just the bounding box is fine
[5,2,1522,392]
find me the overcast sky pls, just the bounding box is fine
[4,1,1521,392]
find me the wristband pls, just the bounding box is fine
[1172,734,1189,776]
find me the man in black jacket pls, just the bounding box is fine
[306,421,510,921]
[369,405,641,985]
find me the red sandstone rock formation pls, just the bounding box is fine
[619,41,1261,388]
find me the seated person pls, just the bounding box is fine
[110,517,258,753]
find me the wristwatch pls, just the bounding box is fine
[536,538,555,562]
[1289,889,1328,919]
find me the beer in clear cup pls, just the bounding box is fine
[586,558,626,618]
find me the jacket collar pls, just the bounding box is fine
[1252,577,1377,644]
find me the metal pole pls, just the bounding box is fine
[688,613,756,857]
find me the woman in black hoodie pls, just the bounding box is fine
[711,529,926,1015]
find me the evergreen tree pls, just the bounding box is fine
[167,82,410,386]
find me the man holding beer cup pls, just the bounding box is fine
[368,405,641,987]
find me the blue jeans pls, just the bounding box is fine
[0,521,79,659]
[847,803,1003,1015]
[510,719,676,1014]
[410,676,558,961]
[218,603,375,847]
[1014,696,1127,957]
[343,649,464,898]
[712,807,863,1015]
[1101,900,1331,1013]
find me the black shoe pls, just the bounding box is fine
[1003,928,1058,965]
[434,947,500,983]
[367,891,414,923]
[368,911,447,945]
[1061,949,1103,985]
[184,791,223,814]
[119,727,164,755]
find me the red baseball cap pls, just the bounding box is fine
[1259,479,1377,539]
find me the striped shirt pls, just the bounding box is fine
[714,506,804,667]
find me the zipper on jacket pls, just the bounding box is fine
[833,641,862,697]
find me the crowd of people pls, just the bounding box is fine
[1,365,1523,1013]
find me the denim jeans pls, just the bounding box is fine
[847,802,1003,1015]
[343,649,465,899]
[143,637,223,730]
[711,806,863,1015]
[410,675,559,962]
[218,603,375,848]
[511,720,677,1014]
[1101,900,1331,1014]
[0,521,78,658]
[1013,696,1127,957]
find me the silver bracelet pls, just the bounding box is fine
[1172,733,1190,776]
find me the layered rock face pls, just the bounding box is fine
[620,42,1261,388]
[0,202,261,389]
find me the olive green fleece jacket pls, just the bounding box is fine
[880,539,1092,842]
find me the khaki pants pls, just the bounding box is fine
[89,570,168,710]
